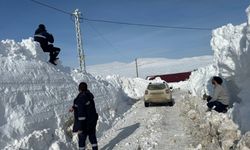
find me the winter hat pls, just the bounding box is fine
[213,76,223,85]
[39,24,46,30]
[79,82,88,91]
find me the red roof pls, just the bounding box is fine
[147,71,192,83]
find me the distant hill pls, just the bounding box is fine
[88,55,213,78]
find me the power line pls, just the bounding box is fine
[29,0,86,72]
[28,0,72,15]
[28,0,213,31]
[83,18,213,31]
[27,0,213,58]
[86,22,122,55]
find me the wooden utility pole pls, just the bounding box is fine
[135,58,139,78]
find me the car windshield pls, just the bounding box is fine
[148,84,166,90]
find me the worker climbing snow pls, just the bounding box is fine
[69,82,99,150]
[34,24,60,65]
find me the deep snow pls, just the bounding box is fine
[0,38,149,149]
[187,5,250,134]
[0,38,214,150]
[1,4,250,150]
[180,5,250,149]
[0,39,77,149]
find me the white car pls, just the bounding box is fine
[144,82,173,107]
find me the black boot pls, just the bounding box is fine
[49,59,57,65]
[49,52,59,65]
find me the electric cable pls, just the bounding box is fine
[28,0,213,31]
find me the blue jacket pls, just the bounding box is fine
[34,27,54,51]
[72,90,98,133]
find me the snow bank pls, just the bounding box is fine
[185,5,250,149]
[181,93,241,150]
[103,75,149,99]
[210,19,250,133]
[0,38,78,149]
[236,131,250,150]
[188,5,250,131]
[188,65,218,97]
[0,38,47,61]
[0,38,148,149]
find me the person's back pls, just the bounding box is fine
[212,84,229,106]
[206,76,229,113]
[84,91,98,132]
[73,91,98,132]
[34,24,60,65]
[34,24,54,49]
[70,82,98,150]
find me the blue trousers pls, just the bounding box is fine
[78,131,98,150]
[207,101,228,113]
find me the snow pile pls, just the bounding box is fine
[0,38,147,149]
[236,131,250,150]
[187,65,218,97]
[5,129,55,150]
[103,75,149,99]
[187,5,250,134]
[183,5,250,149]
[181,93,241,150]
[0,38,47,61]
[0,38,84,149]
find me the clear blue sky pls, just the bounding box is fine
[1,0,249,67]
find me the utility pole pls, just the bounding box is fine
[135,58,139,78]
[72,9,86,72]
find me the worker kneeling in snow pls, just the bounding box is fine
[34,24,60,65]
[69,82,99,150]
[204,76,229,113]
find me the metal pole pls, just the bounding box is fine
[73,9,86,72]
[135,58,139,78]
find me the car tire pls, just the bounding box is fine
[168,101,174,106]
[145,102,149,107]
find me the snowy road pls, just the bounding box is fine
[99,91,194,150]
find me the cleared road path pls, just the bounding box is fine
[99,91,194,150]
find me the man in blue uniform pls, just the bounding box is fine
[34,24,60,65]
[70,82,99,150]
